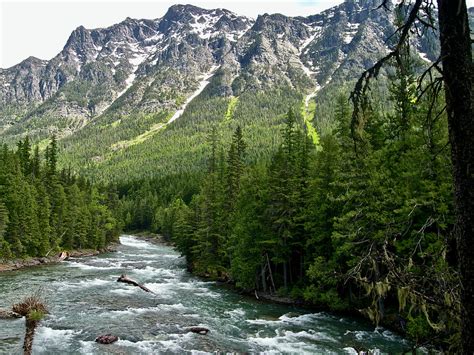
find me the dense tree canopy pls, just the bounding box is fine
[0,137,120,258]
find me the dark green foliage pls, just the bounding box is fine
[0,138,120,259]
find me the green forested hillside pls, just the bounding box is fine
[0,137,121,258]
[57,81,305,182]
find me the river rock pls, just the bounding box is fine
[188,327,210,335]
[95,334,119,344]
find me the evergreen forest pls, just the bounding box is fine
[0,137,121,258]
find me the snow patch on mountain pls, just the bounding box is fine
[115,42,157,98]
[299,26,322,54]
[190,13,222,39]
[145,33,164,44]
[343,22,360,44]
[168,65,220,124]
[300,59,317,78]
[304,85,321,110]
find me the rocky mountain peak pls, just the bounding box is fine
[18,56,48,68]
[158,3,251,39]
[64,25,92,48]
[0,1,450,146]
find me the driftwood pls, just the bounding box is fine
[0,309,21,319]
[117,274,154,294]
[58,251,69,261]
[95,334,119,344]
[188,327,210,335]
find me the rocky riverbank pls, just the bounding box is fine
[0,244,119,273]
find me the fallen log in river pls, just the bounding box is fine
[117,274,155,294]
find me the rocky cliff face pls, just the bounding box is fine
[0,0,441,146]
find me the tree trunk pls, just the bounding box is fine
[266,253,276,293]
[300,252,304,282]
[23,319,38,355]
[437,1,474,352]
[260,264,267,292]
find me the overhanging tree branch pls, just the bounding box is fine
[349,0,424,143]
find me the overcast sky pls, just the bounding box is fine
[1,0,473,68]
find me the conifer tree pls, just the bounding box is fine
[226,125,246,208]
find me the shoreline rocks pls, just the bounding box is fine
[0,243,119,273]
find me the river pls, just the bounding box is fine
[0,235,409,354]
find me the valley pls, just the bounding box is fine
[1,0,473,352]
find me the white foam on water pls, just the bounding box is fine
[110,287,140,296]
[159,280,220,299]
[157,339,185,353]
[128,253,161,260]
[54,278,113,290]
[34,327,80,351]
[200,290,221,299]
[247,312,329,326]
[159,254,180,259]
[163,284,218,298]
[246,318,281,326]
[381,329,398,340]
[224,308,246,319]
[157,303,188,312]
[120,235,155,249]
[115,339,158,352]
[65,262,120,271]
[190,350,211,355]
[132,266,180,279]
[343,347,359,354]
[78,340,95,354]
[108,306,162,316]
[347,327,407,348]
[117,259,155,264]
[183,313,201,319]
[144,280,213,294]
[159,332,195,352]
[108,304,188,317]
[283,329,338,343]
[143,283,177,297]
[280,312,331,324]
[249,333,325,354]
[78,278,112,286]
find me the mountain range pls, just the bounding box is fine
[0,0,443,181]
